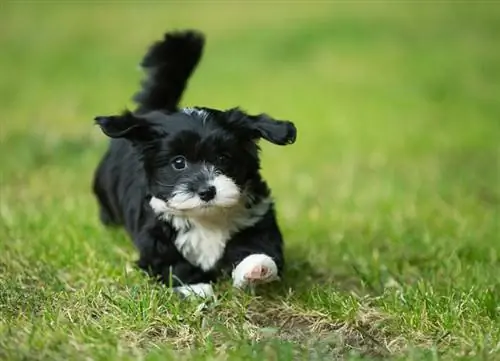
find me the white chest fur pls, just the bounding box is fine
[174,221,231,271]
[151,197,272,271]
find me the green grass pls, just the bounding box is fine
[1,2,499,360]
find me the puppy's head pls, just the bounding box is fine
[95,107,296,218]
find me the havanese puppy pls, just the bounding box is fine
[92,30,297,298]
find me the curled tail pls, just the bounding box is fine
[133,30,205,113]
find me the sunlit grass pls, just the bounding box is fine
[1,2,499,360]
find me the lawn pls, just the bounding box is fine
[1,2,499,360]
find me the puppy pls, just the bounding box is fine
[92,30,297,298]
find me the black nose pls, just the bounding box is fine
[198,185,216,202]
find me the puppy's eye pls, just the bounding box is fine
[171,156,187,170]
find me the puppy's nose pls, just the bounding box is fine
[198,185,216,202]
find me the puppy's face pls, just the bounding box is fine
[95,107,296,218]
[145,109,259,216]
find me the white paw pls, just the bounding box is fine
[174,283,214,298]
[232,254,279,289]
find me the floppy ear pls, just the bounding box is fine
[94,111,160,142]
[225,108,297,145]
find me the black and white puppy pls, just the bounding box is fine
[92,30,297,298]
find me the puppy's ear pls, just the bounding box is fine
[94,111,160,142]
[225,108,297,145]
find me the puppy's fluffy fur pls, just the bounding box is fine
[92,30,297,297]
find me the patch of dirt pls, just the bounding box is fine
[245,303,396,359]
[193,298,429,359]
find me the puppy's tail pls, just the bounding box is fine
[133,30,205,113]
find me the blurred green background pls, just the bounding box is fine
[1,2,499,360]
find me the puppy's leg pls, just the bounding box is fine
[138,251,217,298]
[231,253,280,289]
[168,261,217,299]
[134,225,217,298]
[222,222,284,289]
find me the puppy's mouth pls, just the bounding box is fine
[149,195,240,216]
[150,191,241,217]
[172,192,240,210]
[150,173,242,216]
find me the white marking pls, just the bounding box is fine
[149,195,169,214]
[168,185,205,211]
[182,107,210,123]
[160,170,241,212]
[211,174,241,207]
[174,223,229,271]
[173,199,271,271]
[232,254,279,289]
[174,283,214,298]
[149,195,272,271]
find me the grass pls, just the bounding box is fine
[1,1,499,360]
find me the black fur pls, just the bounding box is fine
[133,30,204,113]
[92,30,296,290]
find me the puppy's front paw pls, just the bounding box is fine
[232,254,279,289]
[174,283,214,299]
